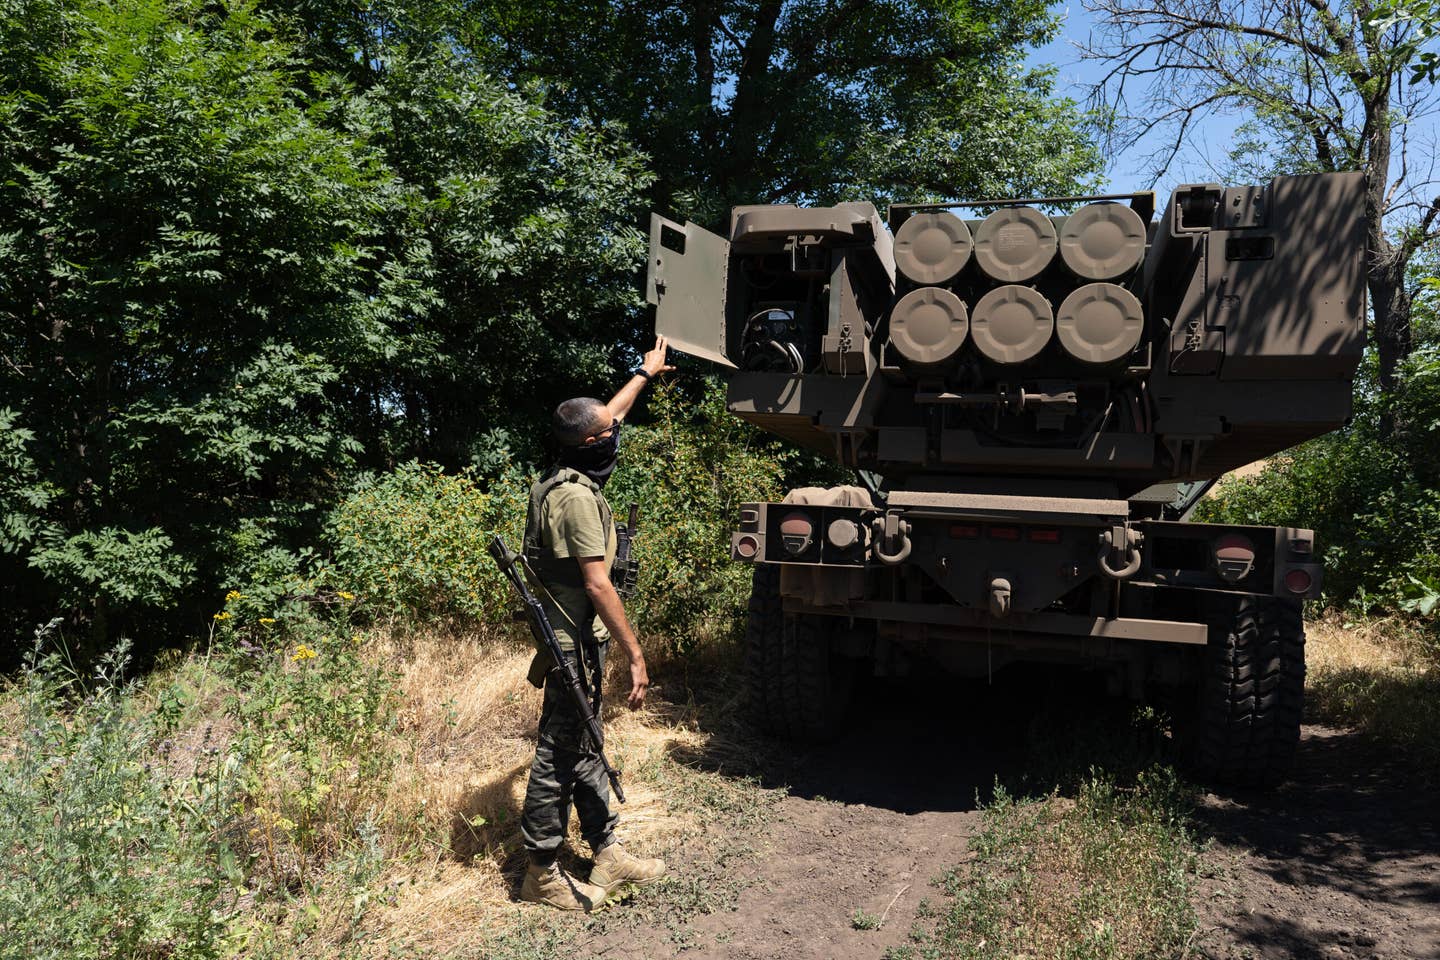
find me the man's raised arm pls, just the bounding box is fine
[606,335,675,423]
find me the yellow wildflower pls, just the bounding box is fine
[351,634,362,645]
[259,617,276,624]
[213,611,231,621]
[337,590,355,601]
[291,644,317,662]
[225,590,245,602]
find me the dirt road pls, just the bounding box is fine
[580,673,1440,960]
[1195,725,1440,959]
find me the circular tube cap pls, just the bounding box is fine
[971,285,1053,364]
[889,287,970,369]
[1059,202,1146,281]
[894,211,973,284]
[1055,282,1145,364]
[973,207,1057,282]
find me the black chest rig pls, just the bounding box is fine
[522,467,639,597]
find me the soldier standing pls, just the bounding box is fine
[518,335,675,911]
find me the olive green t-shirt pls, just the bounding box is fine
[533,481,616,652]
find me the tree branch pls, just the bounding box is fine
[1402,196,1440,258]
[1090,3,1340,61]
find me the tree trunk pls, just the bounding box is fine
[1363,97,1411,400]
[1368,251,1412,397]
[722,0,783,209]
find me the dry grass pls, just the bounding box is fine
[1306,613,1433,674]
[0,679,24,760]
[327,629,767,957]
[1305,613,1440,778]
[0,621,774,958]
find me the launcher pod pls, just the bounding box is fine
[648,173,1365,787]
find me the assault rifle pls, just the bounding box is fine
[488,535,625,803]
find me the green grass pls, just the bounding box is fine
[0,614,784,960]
[890,701,1202,960]
[851,908,883,930]
[907,767,1200,960]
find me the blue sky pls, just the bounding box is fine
[1031,3,1440,218]
[1029,3,1247,196]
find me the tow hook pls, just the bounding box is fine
[1098,524,1143,579]
[871,511,912,565]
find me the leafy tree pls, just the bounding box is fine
[1079,0,1440,397]
[0,0,650,656]
[0,0,395,653]
[464,0,1103,227]
[1385,0,1440,82]
[342,47,653,469]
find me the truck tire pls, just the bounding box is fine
[1188,597,1305,787]
[744,565,854,741]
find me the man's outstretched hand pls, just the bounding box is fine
[642,335,676,378]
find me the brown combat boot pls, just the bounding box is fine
[588,841,667,893]
[519,861,608,912]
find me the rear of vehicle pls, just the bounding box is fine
[647,173,1366,786]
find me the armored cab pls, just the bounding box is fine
[646,173,1367,787]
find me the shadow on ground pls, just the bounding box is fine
[1194,725,1440,959]
[665,661,1156,814]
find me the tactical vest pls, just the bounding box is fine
[522,467,614,589]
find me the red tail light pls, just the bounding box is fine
[1213,533,1256,583]
[779,511,814,556]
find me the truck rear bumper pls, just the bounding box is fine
[734,494,1323,606]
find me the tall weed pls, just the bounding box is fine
[222,628,400,892]
[0,630,236,960]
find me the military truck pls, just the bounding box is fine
[646,172,1366,785]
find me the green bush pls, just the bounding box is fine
[604,380,793,650]
[0,630,236,960]
[323,461,528,628]
[309,381,797,651]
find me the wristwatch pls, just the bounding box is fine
[629,365,653,381]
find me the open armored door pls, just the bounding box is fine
[646,214,736,369]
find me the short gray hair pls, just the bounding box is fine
[552,397,609,447]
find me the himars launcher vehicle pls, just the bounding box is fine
[647,173,1366,786]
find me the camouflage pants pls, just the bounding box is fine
[520,643,617,865]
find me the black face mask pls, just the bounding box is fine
[558,420,621,487]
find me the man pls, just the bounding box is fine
[518,335,675,912]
